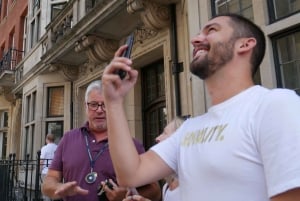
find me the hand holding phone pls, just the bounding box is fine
[115,33,134,80]
[127,187,139,196]
[97,179,114,200]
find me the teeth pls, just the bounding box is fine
[195,49,207,57]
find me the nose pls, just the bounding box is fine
[191,33,205,46]
[96,105,105,112]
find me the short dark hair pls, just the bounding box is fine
[46,133,55,142]
[211,13,266,76]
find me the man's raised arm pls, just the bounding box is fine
[102,46,172,187]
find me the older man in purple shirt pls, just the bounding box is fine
[42,80,161,201]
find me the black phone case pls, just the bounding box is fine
[116,34,135,79]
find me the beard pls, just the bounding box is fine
[190,38,235,80]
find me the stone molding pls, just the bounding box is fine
[75,35,119,63]
[0,86,15,103]
[127,0,171,31]
[47,63,79,81]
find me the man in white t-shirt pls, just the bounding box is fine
[102,14,300,201]
[40,133,57,201]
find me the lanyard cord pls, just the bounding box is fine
[83,130,108,170]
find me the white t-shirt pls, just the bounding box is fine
[151,86,300,201]
[41,143,57,174]
[162,183,181,201]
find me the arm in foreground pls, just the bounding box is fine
[41,169,88,199]
[271,188,300,201]
[102,46,173,187]
[137,182,161,201]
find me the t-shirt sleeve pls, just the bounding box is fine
[255,89,300,197]
[150,123,185,173]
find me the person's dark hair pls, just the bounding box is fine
[211,13,266,76]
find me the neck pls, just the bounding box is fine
[93,132,108,142]
[205,62,254,105]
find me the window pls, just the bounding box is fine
[0,110,8,159]
[22,15,27,54]
[268,0,300,22]
[24,91,36,159]
[51,1,67,20]
[47,86,64,117]
[142,60,166,149]
[29,0,41,48]
[45,85,65,144]
[272,28,300,95]
[212,0,254,21]
[46,121,63,144]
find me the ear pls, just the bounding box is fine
[237,37,256,54]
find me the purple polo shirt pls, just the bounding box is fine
[50,123,145,201]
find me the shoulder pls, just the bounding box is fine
[266,88,299,101]
[259,88,300,111]
[62,127,83,139]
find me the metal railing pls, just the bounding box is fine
[0,48,24,75]
[0,151,53,201]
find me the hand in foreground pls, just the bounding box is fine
[102,45,138,104]
[101,179,127,201]
[54,181,88,198]
[123,194,151,201]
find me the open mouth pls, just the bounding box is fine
[193,45,209,58]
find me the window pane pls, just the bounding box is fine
[275,31,300,93]
[3,111,8,127]
[46,121,63,144]
[1,132,7,159]
[24,126,34,158]
[144,106,166,149]
[51,3,67,20]
[26,95,31,123]
[32,91,36,121]
[272,0,300,20]
[143,60,165,107]
[47,87,64,117]
[142,60,166,149]
[213,0,253,20]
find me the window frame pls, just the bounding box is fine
[29,0,41,48]
[267,0,300,23]
[47,86,64,118]
[0,110,8,159]
[23,90,37,159]
[271,26,300,94]
[211,0,254,21]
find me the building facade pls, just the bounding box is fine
[0,0,299,160]
[0,0,28,159]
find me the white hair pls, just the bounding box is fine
[85,80,102,102]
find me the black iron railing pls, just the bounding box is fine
[0,48,24,75]
[0,151,54,201]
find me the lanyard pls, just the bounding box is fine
[83,130,108,170]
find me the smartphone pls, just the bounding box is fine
[116,33,135,80]
[122,33,134,58]
[97,179,114,200]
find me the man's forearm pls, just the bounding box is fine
[106,104,142,186]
